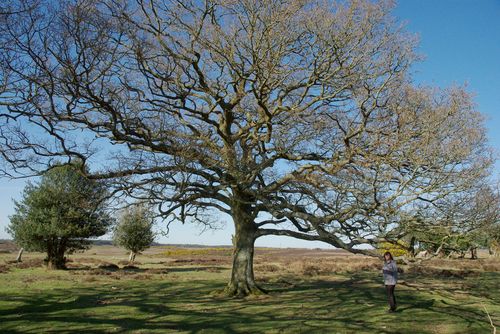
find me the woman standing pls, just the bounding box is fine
[382,251,398,312]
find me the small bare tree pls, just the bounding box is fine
[0,0,493,295]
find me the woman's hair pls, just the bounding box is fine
[383,251,393,261]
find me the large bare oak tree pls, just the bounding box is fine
[0,0,493,295]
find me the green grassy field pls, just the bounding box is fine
[0,245,499,333]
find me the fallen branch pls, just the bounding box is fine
[482,304,497,334]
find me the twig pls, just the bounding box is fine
[482,304,497,334]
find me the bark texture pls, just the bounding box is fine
[129,251,136,263]
[45,241,67,270]
[15,248,24,263]
[46,255,66,270]
[225,202,265,297]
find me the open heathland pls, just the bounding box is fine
[0,242,499,334]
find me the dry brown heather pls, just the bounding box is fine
[1,241,499,280]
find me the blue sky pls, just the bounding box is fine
[0,0,499,248]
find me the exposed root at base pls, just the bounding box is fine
[223,283,268,298]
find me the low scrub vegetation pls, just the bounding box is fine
[162,247,233,257]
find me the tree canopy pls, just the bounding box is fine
[0,0,494,294]
[113,204,156,263]
[409,183,500,258]
[7,163,112,269]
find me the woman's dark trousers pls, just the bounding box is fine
[385,284,397,311]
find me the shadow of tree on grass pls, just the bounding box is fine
[0,271,498,333]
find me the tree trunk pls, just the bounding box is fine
[46,241,66,269]
[16,248,24,263]
[470,247,477,260]
[409,236,416,257]
[224,201,264,297]
[46,255,66,269]
[129,251,136,263]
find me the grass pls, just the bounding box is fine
[0,246,499,333]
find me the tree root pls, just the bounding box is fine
[223,282,267,298]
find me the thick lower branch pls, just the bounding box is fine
[257,228,380,258]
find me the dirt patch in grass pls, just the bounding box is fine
[122,265,140,270]
[92,269,115,276]
[15,259,45,269]
[97,263,120,270]
[70,265,168,281]
[65,263,91,270]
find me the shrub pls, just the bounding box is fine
[7,163,112,269]
[113,204,155,263]
[377,241,410,258]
